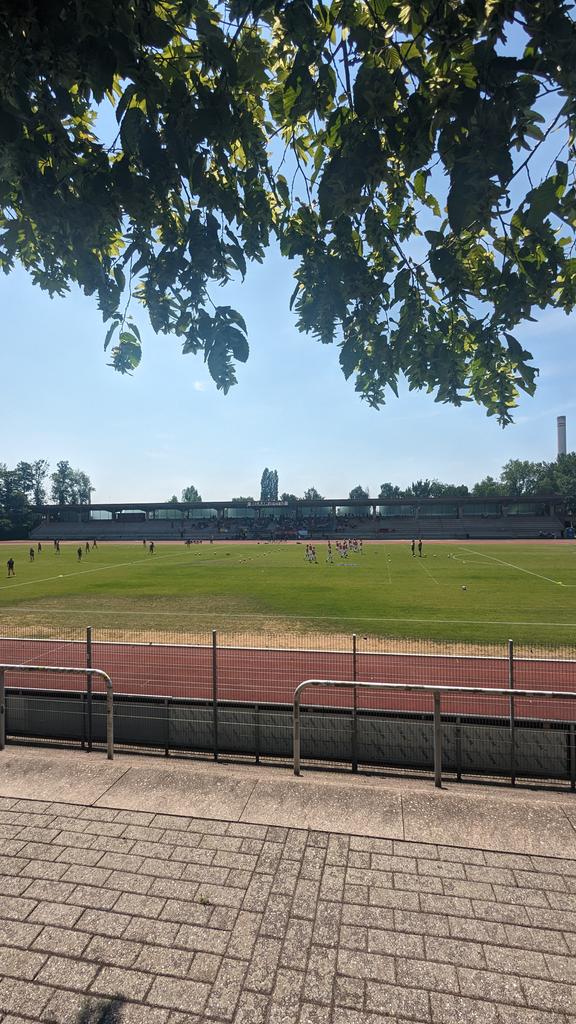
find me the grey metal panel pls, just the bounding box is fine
[3,689,572,782]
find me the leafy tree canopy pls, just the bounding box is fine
[349,485,369,500]
[260,468,279,501]
[379,482,402,499]
[303,486,323,500]
[50,461,94,504]
[181,484,202,502]
[2,1,576,422]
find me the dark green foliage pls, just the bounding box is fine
[260,468,279,501]
[1,2,575,420]
[50,462,93,505]
[181,484,202,502]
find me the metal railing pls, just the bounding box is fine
[292,679,576,787]
[0,665,114,760]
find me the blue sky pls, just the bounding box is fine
[3,243,575,504]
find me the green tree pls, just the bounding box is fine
[50,461,93,504]
[280,492,299,502]
[260,469,279,501]
[552,453,576,513]
[31,460,50,506]
[405,480,434,499]
[181,485,202,502]
[74,471,94,504]
[349,486,369,500]
[471,476,506,498]
[50,461,76,505]
[303,487,323,501]
[2,2,576,422]
[500,459,551,496]
[378,483,403,499]
[0,464,37,537]
[428,481,469,498]
[231,496,253,503]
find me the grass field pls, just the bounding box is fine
[1,539,575,647]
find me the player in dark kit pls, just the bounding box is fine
[7,558,15,577]
[29,547,35,561]
[77,547,82,561]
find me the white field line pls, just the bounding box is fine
[457,546,570,586]
[2,609,576,630]
[418,558,441,586]
[0,551,254,593]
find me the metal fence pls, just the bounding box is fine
[1,626,576,785]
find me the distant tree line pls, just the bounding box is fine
[0,460,94,538]
[377,456,576,513]
[169,454,576,520]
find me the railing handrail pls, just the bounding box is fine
[292,678,576,785]
[0,664,114,760]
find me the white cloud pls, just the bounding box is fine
[193,380,206,392]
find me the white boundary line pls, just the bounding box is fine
[457,546,570,586]
[0,550,253,593]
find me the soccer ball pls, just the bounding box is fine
[462,585,467,591]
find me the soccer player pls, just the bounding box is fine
[7,557,15,577]
[411,539,415,556]
[149,541,155,554]
[85,541,90,553]
[37,542,42,553]
[418,538,423,557]
[92,539,97,549]
[77,547,82,561]
[29,547,34,562]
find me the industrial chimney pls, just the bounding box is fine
[558,415,567,456]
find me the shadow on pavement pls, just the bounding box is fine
[77,997,126,1023]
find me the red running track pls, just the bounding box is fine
[1,638,575,721]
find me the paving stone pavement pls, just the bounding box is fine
[1,795,576,1023]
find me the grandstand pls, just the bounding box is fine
[30,495,566,542]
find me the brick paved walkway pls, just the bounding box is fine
[0,796,576,1023]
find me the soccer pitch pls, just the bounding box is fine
[0,540,575,646]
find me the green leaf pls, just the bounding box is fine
[103,321,118,351]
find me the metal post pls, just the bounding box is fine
[433,691,442,788]
[0,670,5,751]
[254,704,260,765]
[106,679,114,760]
[294,693,301,775]
[212,630,219,761]
[508,638,515,785]
[455,715,462,782]
[351,634,358,773]
[164,697,170,757]
[86,626,93,753]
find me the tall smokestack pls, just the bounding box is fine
[558,415,567,456]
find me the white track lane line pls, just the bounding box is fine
[457,546,570,585]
